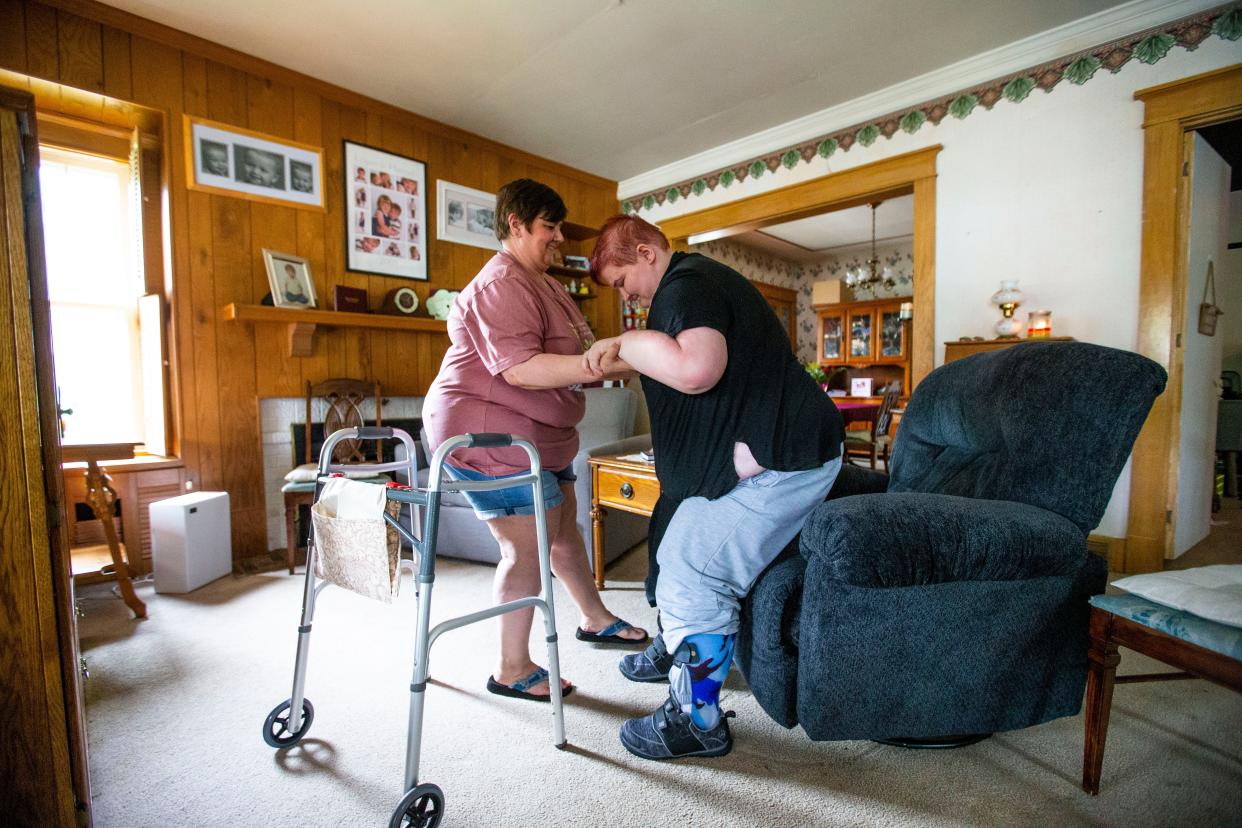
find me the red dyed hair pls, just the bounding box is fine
[588,215,669,284]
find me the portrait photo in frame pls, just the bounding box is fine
[436,180,501,252]
[263,249,317,309]
[184,115,324,210]
[345,141,427,280]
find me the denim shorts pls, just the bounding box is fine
[443,464,576,520]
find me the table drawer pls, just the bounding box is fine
[595,467,659,513]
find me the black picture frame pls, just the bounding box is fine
[344,140,427,280]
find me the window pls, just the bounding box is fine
[40,145,164,451]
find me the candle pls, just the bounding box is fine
[1027,309,1052,338]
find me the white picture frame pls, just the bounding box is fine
[184,115,324,210]
[344,141,428,280]
[850,377,873,397]
[436,179,501,252]
[262,249,316,309]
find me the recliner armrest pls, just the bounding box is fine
[826,463,888,499]
[799,492,1087,586]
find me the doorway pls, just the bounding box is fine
[658,145,939,391]
[1128,64,1242,572]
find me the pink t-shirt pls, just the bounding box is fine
[423,251,591,476]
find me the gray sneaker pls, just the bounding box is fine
[618,633,673,683]
[619,695,734,760]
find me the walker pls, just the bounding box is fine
[262,427,566,828]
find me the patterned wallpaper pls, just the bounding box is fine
[689,237,915,365]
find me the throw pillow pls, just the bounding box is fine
[1111,565,1242,628]
[284,463,380,483]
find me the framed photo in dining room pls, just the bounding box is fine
[184,115,324,210]
[344,140,427,280]
[262,249,317,309]
[436,179,501,252]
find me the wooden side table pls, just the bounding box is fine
[944,336,1074,363]
[587,453,659,589]
[60,442,146,618]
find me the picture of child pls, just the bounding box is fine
[356,211,366,232]
[199,139,229,176]
[235,146,285,189]
[355,237,381,253]
[372,195,402,238]
[355,187,367,207]
[369,170,393,189]
[409,245,421,261]
[408,221,419,242]
[277,262,310,306]
[289,160,314,193]
[383,242,401,256]
[397,178,419,195]
[354,167,366,181]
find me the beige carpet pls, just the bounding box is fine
[78,539,1242,828]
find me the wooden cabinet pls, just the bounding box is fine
[817,296,913,395]
[63,460,186,578]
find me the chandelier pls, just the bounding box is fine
[844,201,895,291]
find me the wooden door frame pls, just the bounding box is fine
[1126,63,1242,572]
[656,145,940,389]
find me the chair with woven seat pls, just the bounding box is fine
[844,384,900,469]
[281,378,384,573]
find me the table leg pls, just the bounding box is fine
[1082,610,1119,794]
[82,460,146,619]
[590,504,606,590]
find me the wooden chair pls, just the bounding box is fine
[844,385,900,469]
[281,378,383,573]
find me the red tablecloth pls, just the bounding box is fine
[834,401,879,425]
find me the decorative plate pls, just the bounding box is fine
[425,289,459,320]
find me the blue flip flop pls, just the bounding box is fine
[575,619,650,646]
[485,667,573,702]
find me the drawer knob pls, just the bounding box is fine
[620,482,634,499]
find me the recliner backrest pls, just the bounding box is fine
[888,342,1166,534]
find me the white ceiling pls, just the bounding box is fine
[103,0,1131,181]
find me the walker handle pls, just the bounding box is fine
[465,432,512,448]
[355,426,394,440]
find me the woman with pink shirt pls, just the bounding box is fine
[423,179,647,703]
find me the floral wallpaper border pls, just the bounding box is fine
[623,3,1242,215]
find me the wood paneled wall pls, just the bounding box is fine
[0,0,621,558]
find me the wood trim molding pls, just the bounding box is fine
[657,146,940,390]
[1126,62,1242,573]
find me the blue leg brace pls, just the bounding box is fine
[669,633,735,731]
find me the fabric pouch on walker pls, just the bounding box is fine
[311,477,402,603]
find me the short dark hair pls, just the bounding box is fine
[494,178,567,241]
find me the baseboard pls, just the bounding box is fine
[1087,534,1126,572]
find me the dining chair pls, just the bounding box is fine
[281,378,384,573]
[844,385,900,469]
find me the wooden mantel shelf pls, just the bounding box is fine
[222,303,448,357]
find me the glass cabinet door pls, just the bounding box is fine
[848,311,873,360]
[879,308,904,359]
[820,313,843,361]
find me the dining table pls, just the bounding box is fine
[833,399,880,425]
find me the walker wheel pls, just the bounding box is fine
[389,783,444,828]
[262,698,314,748]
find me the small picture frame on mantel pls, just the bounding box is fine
[262,249,316,309]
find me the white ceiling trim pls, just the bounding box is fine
[617,0,1218,199]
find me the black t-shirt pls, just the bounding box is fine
[641,252,843,502]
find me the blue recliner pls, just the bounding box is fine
[736,341,1167,743]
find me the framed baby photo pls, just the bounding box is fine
[344,140,428,280]
[184,115,325,210]
[262,249,317,309]
[436,179,501,252]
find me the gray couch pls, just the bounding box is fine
[413,386,651,567]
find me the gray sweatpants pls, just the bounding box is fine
[655,457,841,653]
